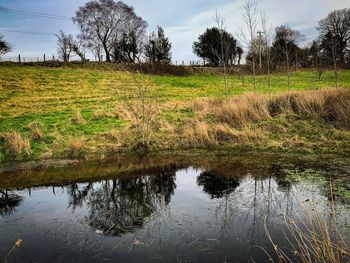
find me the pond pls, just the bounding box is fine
[0,153,349,262]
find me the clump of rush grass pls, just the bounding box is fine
[91,110,115,120]
[0,131,31,159]
[28,121,43,140]
[192,88,350,129]
[193,94,271,127]
[182,121,265,146]
[71,109,86,125]
[65,137,87,158]
[103,129,120,143]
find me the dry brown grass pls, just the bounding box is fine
[28,121,43,140]
[265,197,350,263]
[65,137,87,157]
[0,131,31,159]
[178,88,350,148]
[71,109,86,124]
[193,93,271,126]
[91,110,115,120]
[100,129,120,143]
[182,121,265,146]
[192,88,350,129]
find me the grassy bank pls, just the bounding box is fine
[1,64,350,162]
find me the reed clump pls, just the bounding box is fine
[28,121,43,140]
[91,110,115,120]
[71,109,86,125]
[183,121,265,146]
[265,201,350,263]
[0,131,31,159]
[192,88,350,129]
[65,137,87,157]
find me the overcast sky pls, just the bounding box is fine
[1,0,350,63]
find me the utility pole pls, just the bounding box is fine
[257,31,263,69]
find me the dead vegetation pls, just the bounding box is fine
[192,88,350,129]
[28,121,43,140]
[178,88,350,148]
[71,109,86,124]
[115,73,160,150]
[182,121,265,146]
[0,132,31,159]
[91,110,115,120]
[265,192,350,263]
[65,137,87,158]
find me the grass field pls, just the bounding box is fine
[0,63,350,162]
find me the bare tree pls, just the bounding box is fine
[56,31,73,63]
[261,13,275,93]
[86,37,103,62]
[118,72,159,150]
[0,35,12,56]
[331,34,339,88]
[309,40,326,81]
[273,24,301,90]
[71,38,87,63]
[73,0,147,63]
[213,12,235,95]
[238,0,258,93]
[73,0,124,62]
[117,8,147,63]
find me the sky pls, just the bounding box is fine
[0,0,350,63]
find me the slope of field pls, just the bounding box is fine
[0,64,350,162]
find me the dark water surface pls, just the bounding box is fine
[0,153,349,262]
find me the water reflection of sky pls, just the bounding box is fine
[0,165,349,262]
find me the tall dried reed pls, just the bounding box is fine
[192,88,350,129]
[265,185,350,263]
[0,132,31,159]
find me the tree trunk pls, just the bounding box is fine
[103,43,110,62]
[252,59,257,93]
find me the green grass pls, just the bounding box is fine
[0,64,350,162]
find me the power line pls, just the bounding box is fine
[0,7,71,20]
[0,29,55,36]
[0,7,72,20]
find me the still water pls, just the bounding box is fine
[0,153,349,262]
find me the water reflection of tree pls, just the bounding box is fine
[83,172,176,236]
[67,183,94,210]
[197,171,240,199]
[195,164,298,248]
[0,190,23,215]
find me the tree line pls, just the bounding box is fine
[193,6,350,72]
[0,0,349,74]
